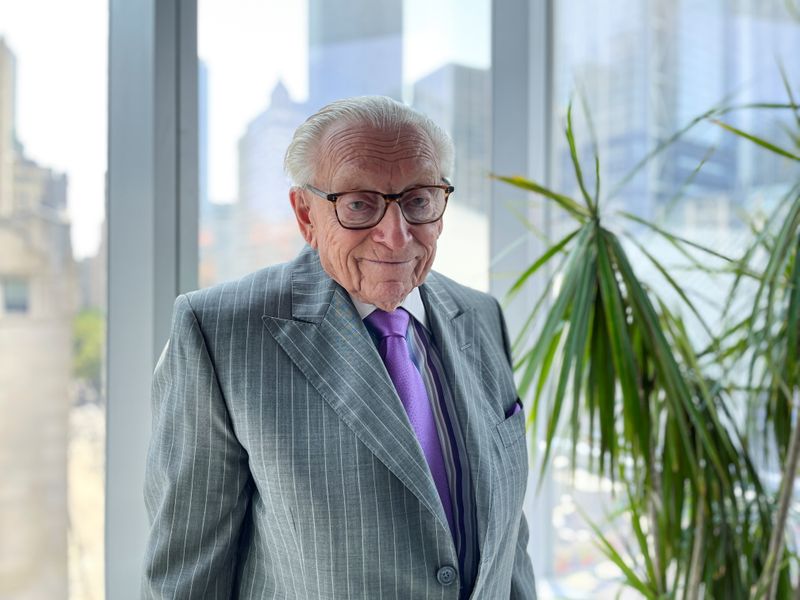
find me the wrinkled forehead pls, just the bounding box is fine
[314,121,441,188]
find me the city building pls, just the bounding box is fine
[413,63,491,215]
[552,0,798,233]
[308,0,403,107]
[0,38,76,600]
[76,219,106,312]
[238,81,305,223]
[552,0,741,226]
[199,82,307,287]
[0,37,15,216]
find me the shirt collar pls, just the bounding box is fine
[348,287,428,330]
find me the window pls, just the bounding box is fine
[538,0,800,596]
[2,277,30,313]
[0,2,107,599]
[197,0,491,291]
[102,0,800,595]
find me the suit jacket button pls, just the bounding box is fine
[436,565,457,586]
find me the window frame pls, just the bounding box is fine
[106,0,557,594]
[106,0,198,595]
[490,0,558,581]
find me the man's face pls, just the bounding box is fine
[290,121,444,312]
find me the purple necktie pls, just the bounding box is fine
[366,308,454,536]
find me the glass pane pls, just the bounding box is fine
[2,277,30,313]
[198,0,491,291]
[0,2,107,598]
[546,0,800,596]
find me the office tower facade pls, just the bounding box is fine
[554,0,799,229]
[413,64,491,215]
[553,0,743,226]
[308,0,403,108]
[731,0,800,193]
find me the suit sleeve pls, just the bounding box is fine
[142,294,252,599]
[495,298,538,599]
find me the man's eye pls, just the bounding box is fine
[406,195,429,208]
[346,200,369,212]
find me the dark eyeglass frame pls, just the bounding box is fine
[302,179,454,230]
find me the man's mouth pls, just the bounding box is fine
[362,258,413,265]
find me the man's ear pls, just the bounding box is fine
[289,187,317,248]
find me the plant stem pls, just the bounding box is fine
[648,425,665,596]
[686,487,706,600]
[648,488,664,596]
[759,390,800,600]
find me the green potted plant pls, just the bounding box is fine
[496,91,799,598]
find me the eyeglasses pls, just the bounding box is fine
[303,180,454,230]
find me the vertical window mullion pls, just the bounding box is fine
[490,0,556,582]
[107,0,196,595]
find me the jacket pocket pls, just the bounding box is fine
[496,407,526,448]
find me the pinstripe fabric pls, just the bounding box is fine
[142,245,537,599]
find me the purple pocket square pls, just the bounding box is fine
[506,399,523,418]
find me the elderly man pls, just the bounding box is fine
[143,96,536,599]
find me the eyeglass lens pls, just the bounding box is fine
[336,187,446,228]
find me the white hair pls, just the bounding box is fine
[284,95,454,187]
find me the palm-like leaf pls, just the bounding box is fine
[498,96,799,598]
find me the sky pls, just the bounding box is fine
[199,0,490,204]
[0,0,488,259]
[0,0,107,259]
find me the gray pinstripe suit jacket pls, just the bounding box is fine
[143,246,536,599]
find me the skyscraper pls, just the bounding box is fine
[308,0,403,107]
[553,0,742,225]
[413,63,491,214]
[238,82,305,222]
[732,0,800,193]
[199,81,306,285]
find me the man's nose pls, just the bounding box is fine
[372,202,412,249]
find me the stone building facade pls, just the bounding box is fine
[0,37,76,600]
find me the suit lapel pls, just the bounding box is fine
[262,249,451,536]
[420,275,498,572]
